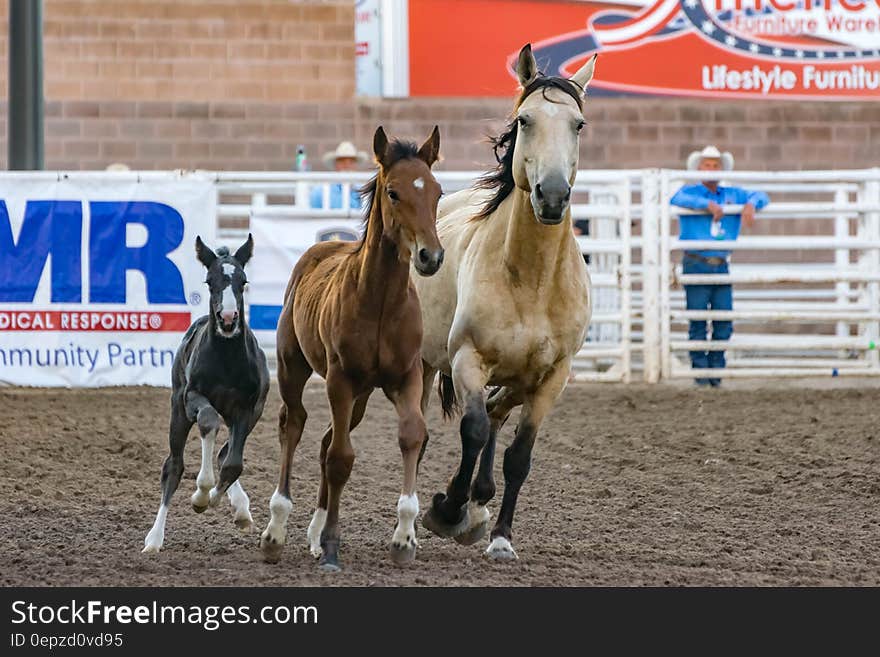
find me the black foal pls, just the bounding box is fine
[144,234,269,553]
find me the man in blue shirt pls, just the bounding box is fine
[671,145,770,387]
[309,141,366,211]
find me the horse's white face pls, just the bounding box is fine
[511,46,596,225]
[512,87,585,225]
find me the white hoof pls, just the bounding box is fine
[143,531,163,554]
[485,536,518,561]
[307,508,327,559]
[234,510,254,532]
[191,489,210,511]
[208,487,223,508]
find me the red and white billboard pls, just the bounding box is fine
[409,0,880,100]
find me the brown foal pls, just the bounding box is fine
[259,126,444,571]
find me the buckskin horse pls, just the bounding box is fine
[259,126,443,571]
[413,44,596,560]
[143,235,269,553]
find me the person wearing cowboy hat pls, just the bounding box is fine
[671,145,770,387]
[309,141,369,210]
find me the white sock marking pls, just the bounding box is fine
[191,431,216,508]
[227,480,252,525]
[391,494,419,550]
[143,504,168,553]
[263,489,293,546]
[307,508,328,558]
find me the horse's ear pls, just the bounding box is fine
[234,233,254,268]
[195,236,217,269]
[417,125,441,167]
[569,54,597,97]
[516,43,538,87]
[373,126,390,169]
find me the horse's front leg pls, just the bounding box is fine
[210,411,257,507]
[422,344,490,538]
[454,385,522,546]
[486,360,571,561]
[384,363,428,565]
[184,391,222,513]
[216,441,254,531]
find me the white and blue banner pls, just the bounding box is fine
[247,211,361,345]
[0,174,216,387]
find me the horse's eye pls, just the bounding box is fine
[388,189,399,202]
[576,120,586,132]
[517,116,528,129]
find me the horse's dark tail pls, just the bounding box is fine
[438,373,459,420]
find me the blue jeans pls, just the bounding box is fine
[683,255,732,384]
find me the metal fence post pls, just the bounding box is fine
[640,170,660,382]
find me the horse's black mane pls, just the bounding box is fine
[474,75,584,220]
[354,139,421,253]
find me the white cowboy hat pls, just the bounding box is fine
[321,141,368,166]
[686,145,734,171]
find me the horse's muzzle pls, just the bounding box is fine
[533,178,571,225]
[415,247,444,276]
[217,310,239,336]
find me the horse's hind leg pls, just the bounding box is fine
[308,391,370,559]
[143,392,192,553]
[385,363,428,565]
[317,367,356,572]
[260,338,312,563]
[416,362,437,472]
[454,386,522,546]
[486,361,569,561]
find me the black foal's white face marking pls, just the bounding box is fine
[207,258,247,338]
[195,234,254,339]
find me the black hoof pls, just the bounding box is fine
[191,503,208,514]
[421,502,469,538]
[319,539,341,572]
[453,520,490,546]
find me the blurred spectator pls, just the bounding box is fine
[671,145,769,388]
[310,141,368,210]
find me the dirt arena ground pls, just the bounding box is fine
[1,379,878,587]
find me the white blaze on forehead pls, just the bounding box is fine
[222,263,236,276]
[540,103,560,117]
[221,284,236,314]
[413,177,425,190]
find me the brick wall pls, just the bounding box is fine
[0,0,878,173]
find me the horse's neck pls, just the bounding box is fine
[354,203,410,308]
[498,189,573,288]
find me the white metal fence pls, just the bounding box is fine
[213,167,880,383]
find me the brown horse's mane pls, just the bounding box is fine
[473,75,584,220]
[353,139,422,253]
